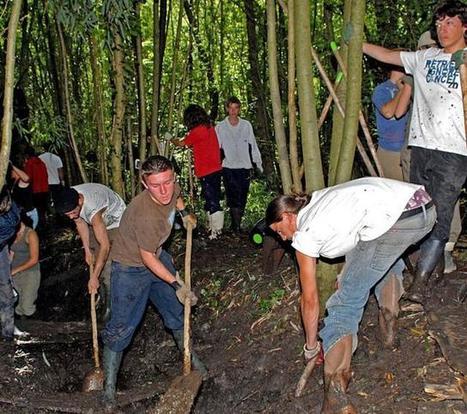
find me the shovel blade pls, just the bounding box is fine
[82,367,104,392]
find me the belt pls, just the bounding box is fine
[399,200,433,220]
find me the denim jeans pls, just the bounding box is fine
[0,246,14,339]
[101,250,183,352]
[222,168,251,212]
[200,170,222,214]
[319,205,436,354]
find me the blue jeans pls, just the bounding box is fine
[320,205,436,354]
[200,170,222,214]
[101,250,183,352]
[0,246,14,339]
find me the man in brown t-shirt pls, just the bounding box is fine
[100,156,205,407]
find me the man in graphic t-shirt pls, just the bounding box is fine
[363,0,467,298]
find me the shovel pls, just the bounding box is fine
[82,264,104,392]
[151,222,203,414]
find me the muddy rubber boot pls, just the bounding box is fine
[405,239,445,303]
[443,249,457,274]
[102,346,123,411]
[377,274,402,349]
[172,329,208,378]
[378,308,397,349]
[321,336,357,414]
[230,208,243,233]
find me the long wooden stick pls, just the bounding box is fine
[310,47,378,177]
[295,357,318,397]
[183,223,193,376]
[459,64,467,147]
[90,265,100,369]
[330,46,385,177]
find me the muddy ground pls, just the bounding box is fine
[0,220,466,413]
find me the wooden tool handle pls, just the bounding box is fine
[183,223,193,376]
[459,64,467,147]
[90,264,100,369]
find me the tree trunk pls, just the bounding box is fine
[0,0,23,187]
[294,0,324,192]
[109,32,125,196]
[266,0,292,193]
[167,1,184,138]
[56,20,88,183]
[135,2,148,164]
[244,0,274,183]
[126,117,136,199]
[328,0,352,186]
[184,0,218,119]
[286,0,301,192]
[335,0,366,184]
[150,0,162,155]
[89,34,108,185]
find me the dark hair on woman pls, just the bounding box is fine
[20,210,33,228]
[0,185,12,215]
[265,193,311,226]
[183,104,212,131]
[431,1,467,43]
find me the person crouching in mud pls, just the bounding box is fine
[265,177,436,413]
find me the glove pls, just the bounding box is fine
[451,49,467,69]
[401,75,414,88]
[303,342,323,364]
[181,213,197,229]
[173,273,198,305]
[256,165,264,175]
[342,22,353,44]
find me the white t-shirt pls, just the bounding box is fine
[400,48,467,156]
[292,177,423,259]
[215,117,263,171]
[39,152,63,185]
[72,183,126,229]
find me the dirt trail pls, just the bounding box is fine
[0,225,465,413]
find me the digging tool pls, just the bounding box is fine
[150,222,203,414]
[82,264,104,392]
[295,346,324,397]
[458,54,467,146]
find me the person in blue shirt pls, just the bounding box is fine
[372,61,411,181]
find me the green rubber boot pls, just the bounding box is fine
[102,346,123,410]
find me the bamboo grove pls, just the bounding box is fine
[0,0,437,305]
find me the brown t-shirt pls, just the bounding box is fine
[111,184,181,266]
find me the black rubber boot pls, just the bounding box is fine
[230,208,243,233]
[172,329,208,377]
[406,239,445,303]
[102,346,123,411]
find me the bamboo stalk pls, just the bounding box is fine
[311,47,377,177]
[330,46,384,177]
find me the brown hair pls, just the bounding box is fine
[265,193,311,226]
[141,155,174,183]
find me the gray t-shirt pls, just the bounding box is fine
[73,183,126,229]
